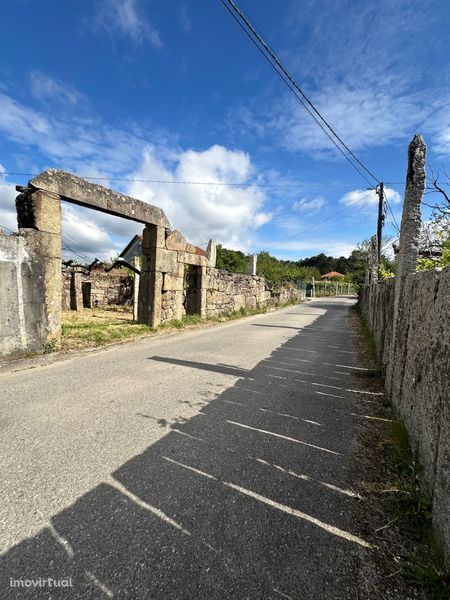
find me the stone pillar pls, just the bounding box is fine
[369,234,378,283]
[138,224,165,328]
[387,134,426,395]
[133,256,140,322]
[246,254,257,276]
[198,266,208,318]
[171,263,184,321]
[394,134,426,311]
[206,239,217,267]
[70,271,83,311]
[15,189,62,350]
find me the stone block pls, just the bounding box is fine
[185,243,200,255]
[256,291,271,304]
[246,296,257,309]
[142,224,165,252]
[152,248,179,274]
[165,230,187,251]
[178,252,208,267]
[16,190,61,235]
[24,230,61,259]
[163,274,184,291]
[233,294,245,311]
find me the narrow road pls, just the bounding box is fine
[0,298,372,599]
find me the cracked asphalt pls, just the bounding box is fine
[0,297,376,599]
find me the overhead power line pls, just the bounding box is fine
[262,190,377,249]
[383,193,400,232]
[62,237,90,261]
[219,0,380,188]
[2,171,384,190]
[0,222,14,233]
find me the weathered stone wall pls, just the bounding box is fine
[203,268,300,317]
[62,269,133,310]
[0,233,47,356]
[138,225,211,327]
[359,267,450,559]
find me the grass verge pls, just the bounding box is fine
[349,305,449,599]
[61,299,299,351]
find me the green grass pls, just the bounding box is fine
[61,318,152,348]
[384,420,449,597]
[351,304,379,365]
[61,298,300,350]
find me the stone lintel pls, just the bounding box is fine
[29,169,171,228]
[178,252,209,267]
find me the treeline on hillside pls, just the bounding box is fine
[216,243,395,288]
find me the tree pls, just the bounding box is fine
[417,166,450,270]
[216,245,248,273]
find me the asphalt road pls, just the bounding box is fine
[0,297,373,599]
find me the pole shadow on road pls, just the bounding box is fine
[0,300,375,599]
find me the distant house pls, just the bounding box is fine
[120,234,143,263]
[321,271,344,280]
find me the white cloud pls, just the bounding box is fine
[292,196,325,213]
[433,124,450,158]
[0,91,159,175]
[61,205,118,261]
[29,72,86,107]
[0,89,272,255]
[92,0,162,48]
[127,145,272,247]
[179,6,192,33]
[0,166,18,233]
[340,187,401,208]
[275,86,428,155]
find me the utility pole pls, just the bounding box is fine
[376,182,385,280]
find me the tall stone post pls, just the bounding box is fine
[70,271,83,311]
[394,134,426,311]
[198,266,208,318]
[15,189,62,350]
[133,256,140,322]
[138,224,164,328]
[206,239,217,268]
[369,234,378,283]
[387,134,426,396]
[246,254,257,276]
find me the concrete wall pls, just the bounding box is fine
[0,233,47,356]
[359,267,450,558]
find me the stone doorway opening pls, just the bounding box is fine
[81,282,92,308]
[184,265,202,315]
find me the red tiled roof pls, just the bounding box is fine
[321,271,344,279]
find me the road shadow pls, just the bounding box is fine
[0,299,372,599]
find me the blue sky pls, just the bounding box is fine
[0,0,449,261]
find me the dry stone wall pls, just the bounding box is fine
[359,266,450,560]
[203,268,300,317]
[62,269,132,310]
